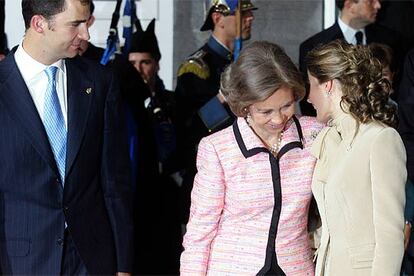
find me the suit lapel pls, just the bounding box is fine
[333,22,346,40]
[65,58,93,178]
[0,54,60,176]
[365,24,375,44]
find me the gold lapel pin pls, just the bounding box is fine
[85,88,92,94]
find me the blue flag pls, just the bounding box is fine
[227,0,238,13]
[100,0,123,65]
[232,0,242,60]
[122,0,133,56]
[100,29,119,65]
[233,38,242,60]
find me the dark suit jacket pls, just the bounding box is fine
[398,49,414,260]
[0,0,6,54]
[299,22,404,115]
[377,0,414,50]
[398,48,414,183]
[82,43,182,274]
[82,43,159,189]
[0,53,134,275]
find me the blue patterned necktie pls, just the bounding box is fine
[43,66,67,184]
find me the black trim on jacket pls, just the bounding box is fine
[232,116,304,275]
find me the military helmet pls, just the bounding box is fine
[200,0,257,31]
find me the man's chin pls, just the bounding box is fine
[367,16,377,24]
[67,53,78,58]
[67,48,81,58]
[242,33,252,41]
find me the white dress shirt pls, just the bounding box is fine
[338,16,366,45]
[14,43,68,128]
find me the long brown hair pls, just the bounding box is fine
[306,40,397,128]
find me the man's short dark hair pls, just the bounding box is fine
[22,0,91,30]
[90,1,94,15]
[336,0,361,10]
[336,0,345,10]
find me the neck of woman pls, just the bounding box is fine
[248,121,284,154]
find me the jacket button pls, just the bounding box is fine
[57,238,64,246]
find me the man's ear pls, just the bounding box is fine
[211,12,224,28]
[344,0,356,11]
[155,61,160,73]
[87,15,95,28]
[31,15,47,33]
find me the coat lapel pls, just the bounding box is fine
[65,58,94,178]
[233,118,268,158]
[233,117,303,159]
[0,54,60,176]
[332,22,346,41]
[365,24,375,44]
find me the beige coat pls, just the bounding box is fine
[311,113,407,276]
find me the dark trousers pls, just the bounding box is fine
[60,230,88,276]
[402,253,414,276]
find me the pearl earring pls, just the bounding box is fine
[246,112,252,126]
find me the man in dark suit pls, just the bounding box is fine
[0,0,133,275]
[78,2,159,190]
[398,48,414,275]
[127,19,182,274]
[0,0,7,60]
[376,0,414,50]
[299,0,402,115]
[399,49,414,206]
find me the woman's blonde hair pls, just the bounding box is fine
[220,41,305,117]
[306,40,397,128]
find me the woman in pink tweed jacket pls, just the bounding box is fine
[180,41,323,276]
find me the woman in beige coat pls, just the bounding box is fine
[306,40,407,276]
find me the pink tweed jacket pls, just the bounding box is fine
[181,116,323,276]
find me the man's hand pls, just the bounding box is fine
[404,223,411,250]
[116,272,131,276]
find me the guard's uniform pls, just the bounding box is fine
[175,0,257,224]
[175,36,233,223]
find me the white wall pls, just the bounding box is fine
[5,0,174,90]
[5,0,24,48]
[324,0,336,28]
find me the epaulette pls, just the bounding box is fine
[177,49,210,79]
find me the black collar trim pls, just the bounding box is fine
[233,115,304,159]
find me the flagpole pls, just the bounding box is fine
[100,0,123,65]
[233,0,242,61]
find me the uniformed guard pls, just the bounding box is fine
[175,0,257,224]
[126,19,182,274]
